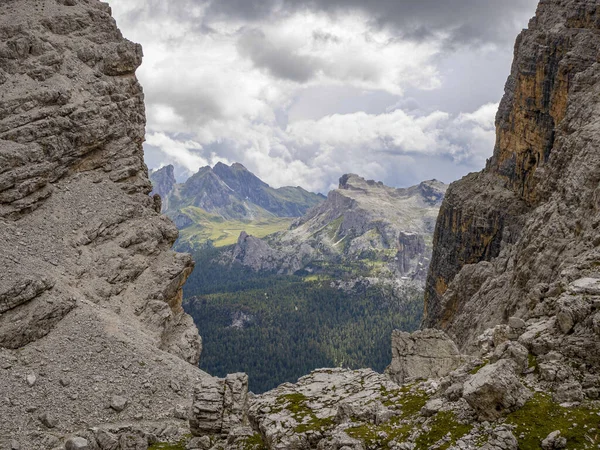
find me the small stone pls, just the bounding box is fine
[60,377,71,387]
[187,436,211,450]
[110,395,128,412]
[39,412,59,428]
[508,317,526,329]
[541,430,567,450]
[174,404,189,420]
[26,373,37,387]
[421,398,444,417]
[10,440,20,450]
[65,437,89,450]
[170,380,181,392]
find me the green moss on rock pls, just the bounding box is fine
[414,411,472,450]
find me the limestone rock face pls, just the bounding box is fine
[385,329,465,384]
[247,369,401,450]
[190,373,249,437]
[463,359,532,421]
[0,0,206,447]
[154,162,325,221]
[229,175,446,282]
[424,0,600,356]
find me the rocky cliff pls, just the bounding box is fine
[424,0,600,356]
[0,1,206,447]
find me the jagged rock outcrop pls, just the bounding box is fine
[424,0,600,360]
[462,359,532,421]
[230,231,283,272]
[0,1,208,447]
[385,329,466,385]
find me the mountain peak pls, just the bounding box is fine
[339,174,384,190]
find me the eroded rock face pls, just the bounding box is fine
[0,0,205,447]
[385,329,466,384]
[190,373,249,437]
[424,0,600,357]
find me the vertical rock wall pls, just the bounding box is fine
[424,0,600,350]
[0,1,206,446]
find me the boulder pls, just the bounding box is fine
[385,329,464,384]
[110,396,128,413]
[463,359,532,420]
[553,382,584,404]
[38,412,58,428]
[491,341,529,373]
[541,431,567,450]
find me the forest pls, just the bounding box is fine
[183,246,424,393]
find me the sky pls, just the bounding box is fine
[108,0,538,193]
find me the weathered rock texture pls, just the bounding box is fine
[424,0,600,359]
[462,359,532,421]
[190,373,249,438]
[0,0,206,447]
[385,329,466,384]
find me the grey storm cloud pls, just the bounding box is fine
[237,29,320,82]
[205,0,539,46]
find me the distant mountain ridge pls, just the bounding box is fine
[228,174,447,284]
[150,162,325,221]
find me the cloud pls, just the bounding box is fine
[107,0,534,194]
[204,0,538,47]
[143,103,498,194]
[237,29,320,82]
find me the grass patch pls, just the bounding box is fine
[470,360,489,375]
[414,411,472,450]
[506,392,600,449]
[275,392,336,434]
[346,417,412,448]
[240,432,268,450]
[528,354,539,373]
[148,441,186,450]
[381,385,429,417]
[175,207,293,248]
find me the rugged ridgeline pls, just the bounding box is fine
[149,163,324,250]
[0,1,210,448]
[423,0,600,357]
[229,174,445,282]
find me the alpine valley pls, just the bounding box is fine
[151,166,447,392]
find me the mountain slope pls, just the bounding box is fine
[0,2,208,448]
[229,174,447,283]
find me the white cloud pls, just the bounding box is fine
[107,0,524,193]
